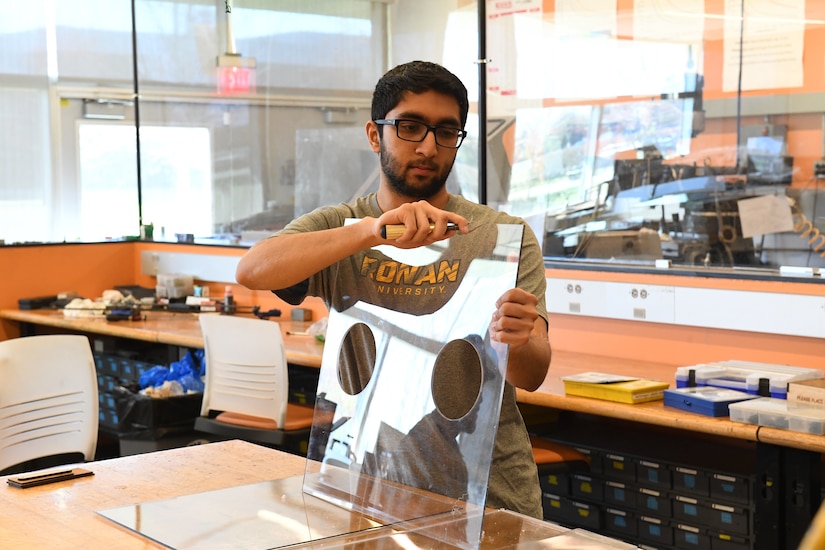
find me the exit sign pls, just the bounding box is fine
[217,66,254,95]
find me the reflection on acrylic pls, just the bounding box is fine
[96,223,525,550]
[303,223,524,549]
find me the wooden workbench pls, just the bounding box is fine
[0,308,323,368]
[4,307,825,453]
[519,349,825,454]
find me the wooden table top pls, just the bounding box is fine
[1,440,578,549]
[0,440,307,549]
[522,349,825,453]
[0,308,323,368]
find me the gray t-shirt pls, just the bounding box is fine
[276,193,546,519]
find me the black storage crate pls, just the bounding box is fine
[538,470,571,497]
[604,480,637,509]
[673,465,710,497]
[636,458,671,489]
[98,391,119,429]
[568,499,602,531]
[94,353,157,432]
[675,523,711,549]
[604,507,638,539]
[603,451,635,482]
[638,515,674,547]
[711,532,754,550]
[541,492,568,524]
[114,387,202,434]
[710,472,752,505]
[673,494,704,525]
[571,473,603,502]
[706,500,751,537]
[575,445,603,476]
[287,364,319,405]
[638,486,671,518]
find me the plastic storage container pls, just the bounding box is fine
[728,397,825,434]
[664,386,758,417]
[675,360,824,399]
[156,273,194,299]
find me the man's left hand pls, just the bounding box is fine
[489,288,539,348]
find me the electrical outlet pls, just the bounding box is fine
[814,160,825,179]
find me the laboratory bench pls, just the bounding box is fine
[2,308,823,548]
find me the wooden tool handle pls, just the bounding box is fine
[380,222,458,240]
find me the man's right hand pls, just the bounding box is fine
[374,200,468,247]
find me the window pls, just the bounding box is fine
[6,1,818,276]
[78,123,211,241]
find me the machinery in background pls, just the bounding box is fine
[545,143,796,268]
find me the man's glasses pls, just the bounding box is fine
[374,119,467,149]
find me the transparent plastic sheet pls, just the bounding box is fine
[286,509,572,549]
[302,223,525,549]
[97,223,526,549]
[97,476,382,549]
[98,477,573,549]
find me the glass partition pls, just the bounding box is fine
[2,0,823,275]
[480,0,825,271]
[0,0,462,245]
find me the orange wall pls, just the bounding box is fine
[550,313,825,370]
[2,242,136,312]
[687,113,823,186]
[539,0,825,100]
[3,241,825,373]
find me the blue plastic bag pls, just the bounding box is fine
[139,350,206,393]
[139,365,170,390]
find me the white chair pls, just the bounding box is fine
[195,315,314,453]
[0,335,98,475]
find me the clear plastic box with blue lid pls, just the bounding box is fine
[675,360,823,399]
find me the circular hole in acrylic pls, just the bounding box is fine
[431,338,482,420]
[337,322,376,396]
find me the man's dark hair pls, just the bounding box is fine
[371,60,470,129]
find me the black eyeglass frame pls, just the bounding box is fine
[374,119,468,149]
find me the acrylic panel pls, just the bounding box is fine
[302,223,524,549]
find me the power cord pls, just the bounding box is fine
[790,183,824,261]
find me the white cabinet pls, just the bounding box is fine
[547,276,825,337]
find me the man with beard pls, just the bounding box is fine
[235,60,551,519]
